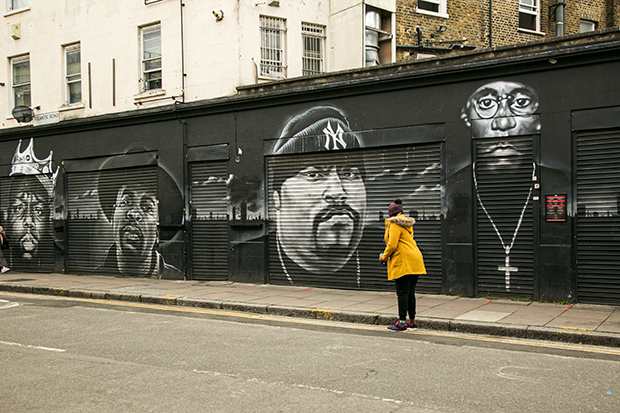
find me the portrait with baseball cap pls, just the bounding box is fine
[270,105,368,287]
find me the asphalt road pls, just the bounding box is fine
[0,292,618,413]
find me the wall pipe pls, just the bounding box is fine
[555,0,566,37]
[489,0,493,48]
[180,0,186,102]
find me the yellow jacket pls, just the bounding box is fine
[381,214,426,280]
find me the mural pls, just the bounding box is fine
[461,80,541,138]
[1,139,57,270]
[96,176,182,279]
[268,105,443,290]
[270,106,367,285]
[61,151,183,279]
[463,81,540,292]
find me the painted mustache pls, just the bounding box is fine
[317,206,356,222]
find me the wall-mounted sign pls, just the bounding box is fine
[33,111,60,126]
[546,194,567,222]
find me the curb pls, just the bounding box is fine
[1,283,619,348]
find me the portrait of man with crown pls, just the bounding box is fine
[2,139,57,270]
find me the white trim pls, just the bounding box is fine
[519,0,540,32]
[415,8,449,19]
[517,28,545,36]
[140,23,162,92]
[416,0,448,18]
[3,5,29,16]
[9,54,30,111]
[64,43,82,106]
[133,88,166,101]
[58,102,85,112]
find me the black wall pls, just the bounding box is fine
[2,34,619,303]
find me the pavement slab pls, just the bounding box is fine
[417,297,488,319]
[545,306,615,330]
[598,309,620,333]
[454,310,513,322]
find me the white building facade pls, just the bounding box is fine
[1,0,396,129]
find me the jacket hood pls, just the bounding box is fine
[387,215,415,227]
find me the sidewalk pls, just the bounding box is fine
[1,272,619,347]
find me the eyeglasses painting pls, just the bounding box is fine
[473,89,538,119]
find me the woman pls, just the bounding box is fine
[0,226,10,273]
[379,199,425,331]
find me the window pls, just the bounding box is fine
[11,55,30,110]
[141,24,162,91]
[417,0,447,17]
[302,23,325,76]
[519,0,540,32]
[64,44,81,104]
[6,0,28,12]
[260,16,285,78]
[580,20,596,33]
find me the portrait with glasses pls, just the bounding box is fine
[461,81,540,139]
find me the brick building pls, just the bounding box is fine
[397,0,620,60]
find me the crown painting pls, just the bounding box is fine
[1,139,57,271]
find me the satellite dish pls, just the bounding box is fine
[11,105,33,123]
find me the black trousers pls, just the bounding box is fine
[394,274,420,321]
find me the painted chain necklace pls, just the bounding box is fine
[473,161,536,290]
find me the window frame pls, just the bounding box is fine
[301,22,325,76]
[260,15,286,79]
[416,0,448,19]
[64,43,82,105]
[10,54,31,112]
[5,0,28,13]
[140,23,162,92]
[518,0,541,33]
[580,20,596,33]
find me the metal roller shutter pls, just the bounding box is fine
[267,144,442,291]
[0,174,55,272]
[67,166,157,275]
[576,131,620,304]
[475,136,534,297]
[189,162,228,280]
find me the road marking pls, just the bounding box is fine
[193,369,412,406]
[0,299,19,309]
[3,291,620,357]
[0,340,65,352]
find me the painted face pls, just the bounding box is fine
[112,185,158,260]
[275,162,367,273]
[8,189,48,260]
[463,81,540,138]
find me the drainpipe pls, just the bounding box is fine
[179,0,186,102]
[555,0,565,37]
[489,0,493,48]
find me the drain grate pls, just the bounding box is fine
[3,278,34,282]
